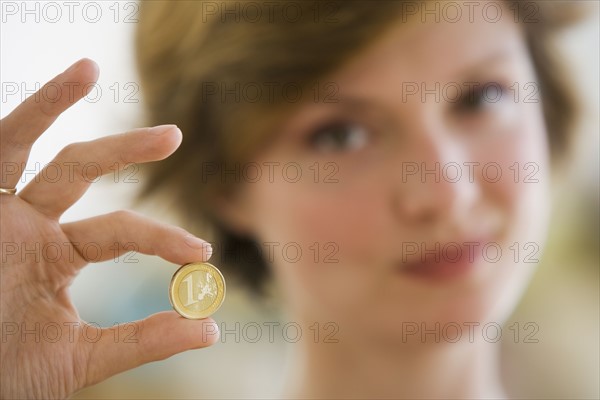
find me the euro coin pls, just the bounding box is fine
[169,262,226,319]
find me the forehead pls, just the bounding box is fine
[329,5,526,90]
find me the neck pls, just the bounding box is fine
[282,324,507,399]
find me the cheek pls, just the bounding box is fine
[468,102,552,322]
[247,162,392,315]
[478,102,551,240]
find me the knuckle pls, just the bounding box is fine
[3,134,30,151]
[53,143,87,181]
[110,209,140,224]
[117,151,133,167]
[56,142,82,161]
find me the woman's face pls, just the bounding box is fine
[231,9,551,340]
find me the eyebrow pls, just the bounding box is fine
[333,48,514,102]
[309,47,519,125]
[455,48,515,80]
[322,98,386,120]
[321,97,399,133]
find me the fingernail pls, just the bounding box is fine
[149,124,178,135]
[185,234,212,257]
[205,321,220,340]
[204,243,213,259]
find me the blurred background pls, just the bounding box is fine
[1,1,598,398]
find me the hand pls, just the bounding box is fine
[0,59,219,399]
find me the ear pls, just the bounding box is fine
[213,191,255,237]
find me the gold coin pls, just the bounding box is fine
[169,262,226,319]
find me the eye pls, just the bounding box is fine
[455,83,504,113]
[308,121,369,153]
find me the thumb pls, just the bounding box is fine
[82,311,220,386]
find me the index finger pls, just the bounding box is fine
[0,58,99,187]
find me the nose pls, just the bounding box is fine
[392,119,480,226]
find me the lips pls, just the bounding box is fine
[397,237,490,281]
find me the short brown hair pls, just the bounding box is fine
[135,0,582,294]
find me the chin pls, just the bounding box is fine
[344,261,537,346]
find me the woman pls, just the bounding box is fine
[0,1,582,398]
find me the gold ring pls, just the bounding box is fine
[0,187,17,195]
